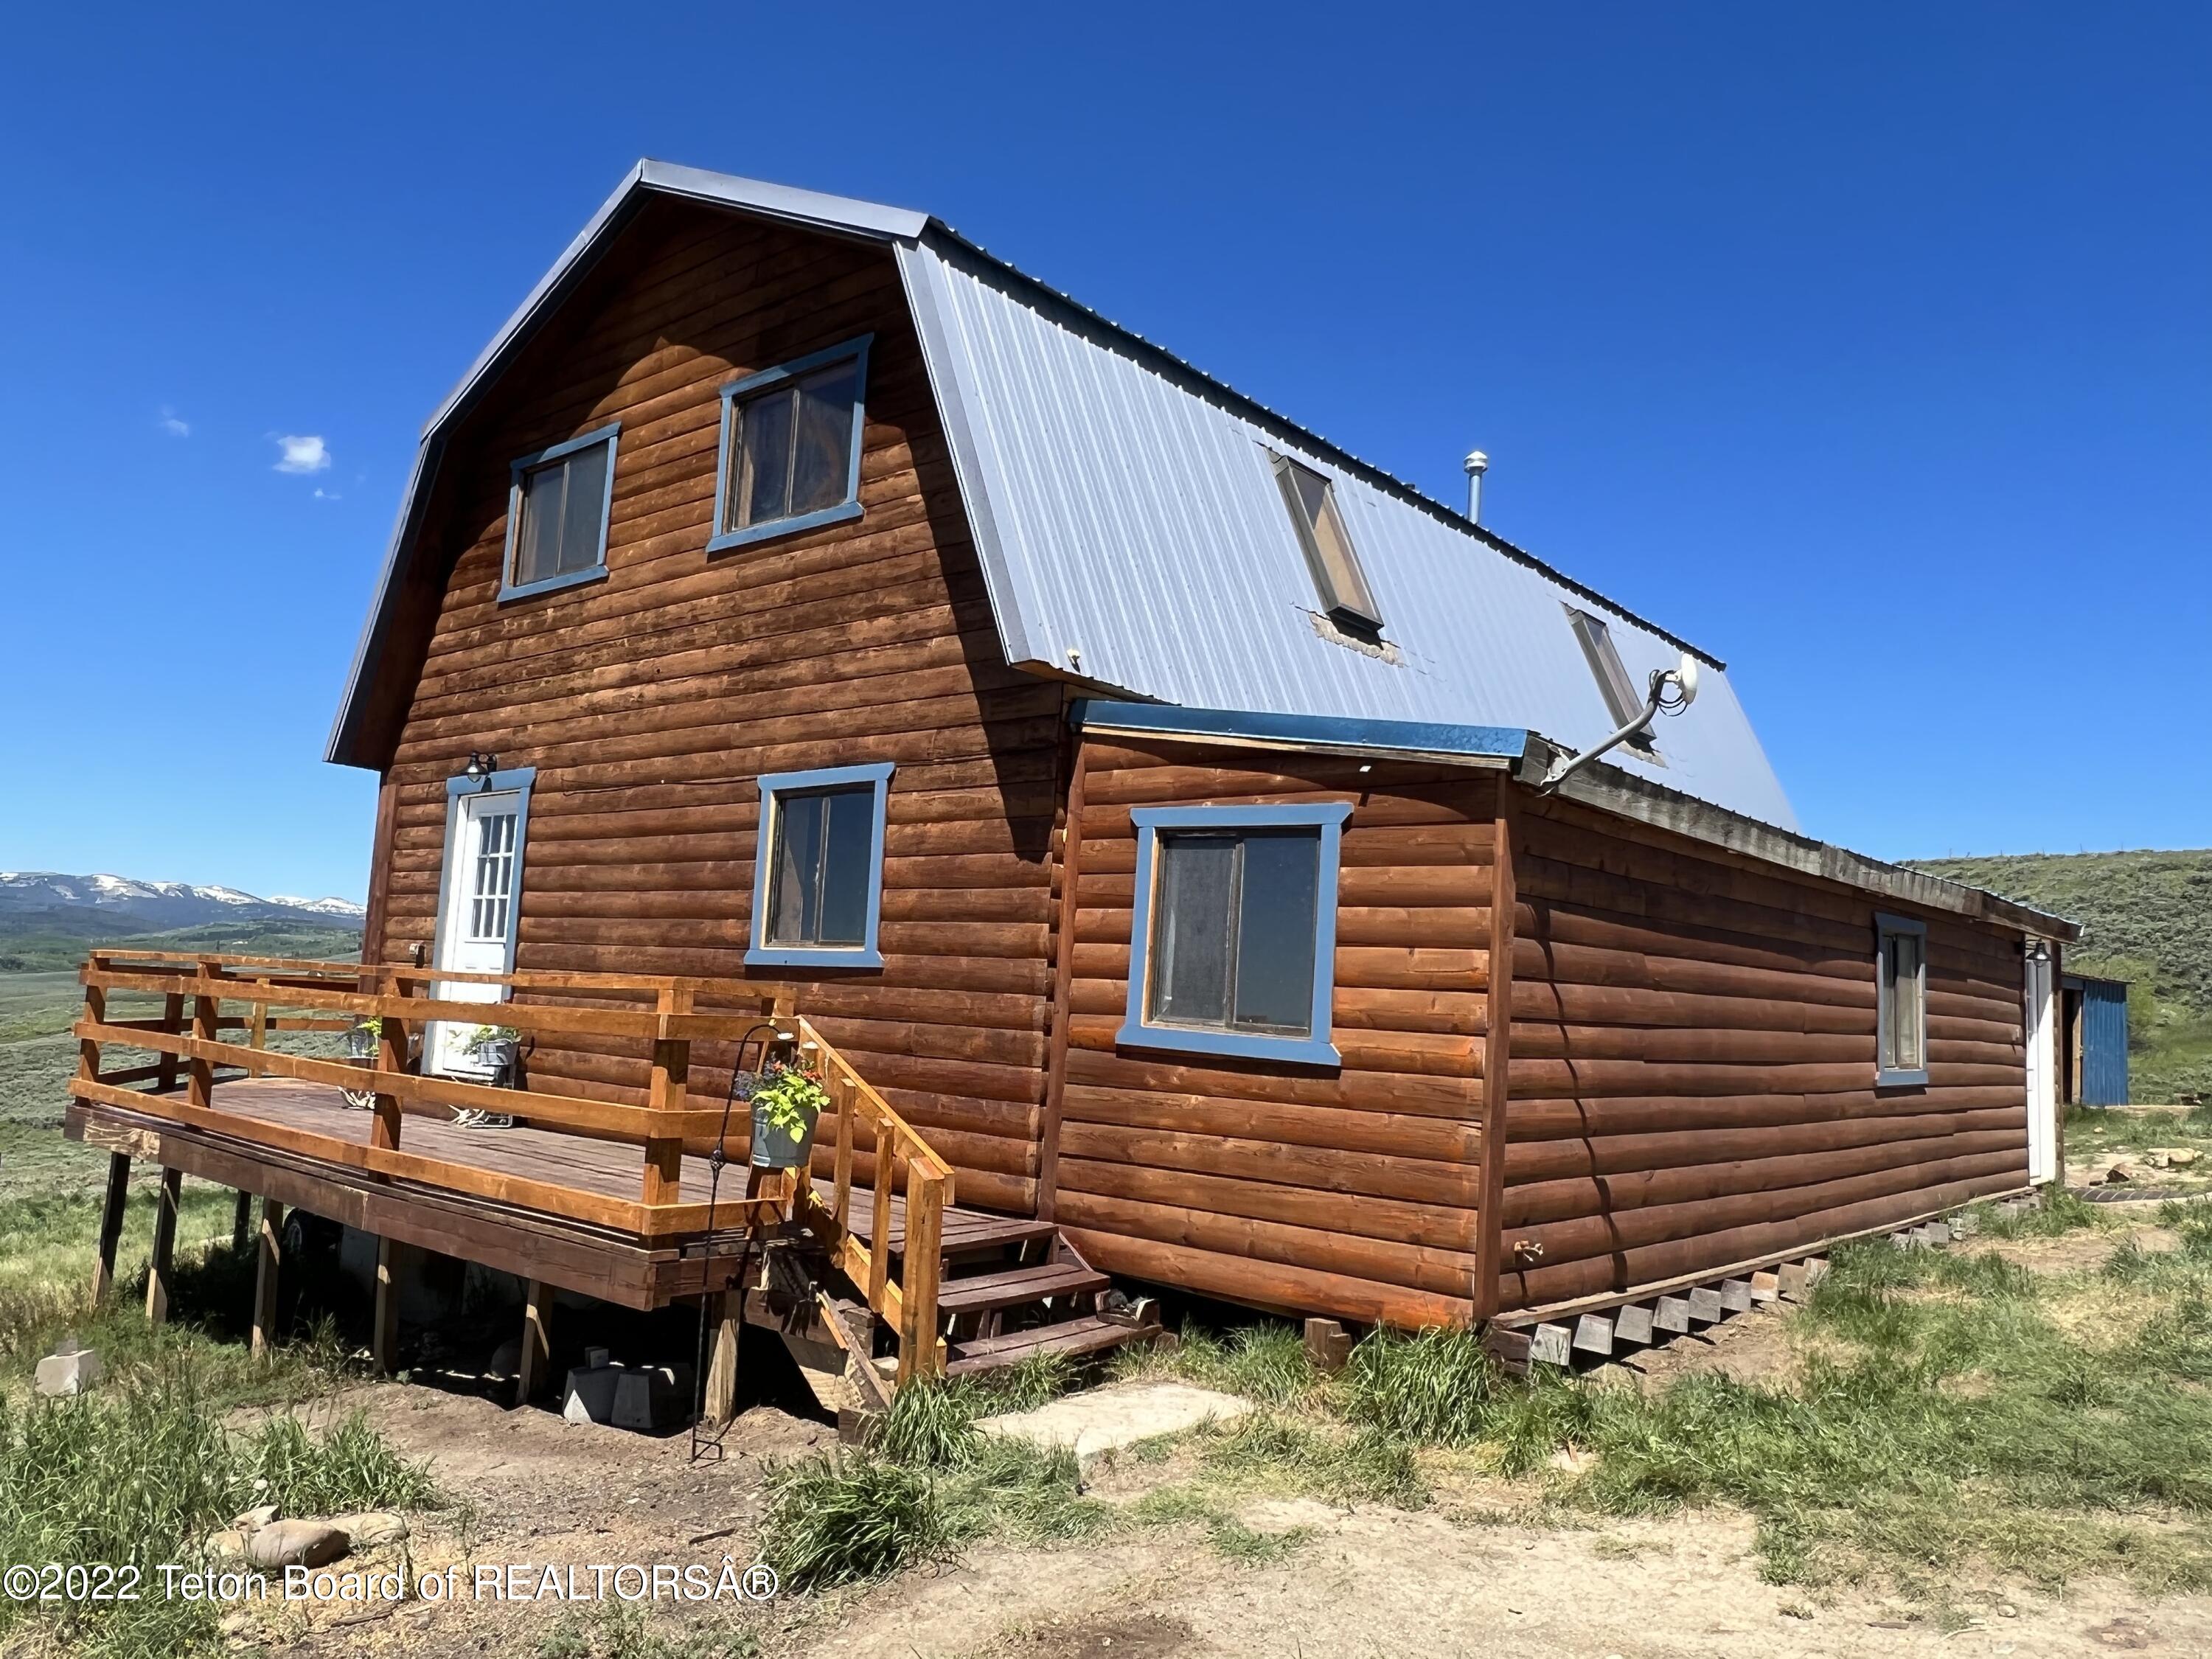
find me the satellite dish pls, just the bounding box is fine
[1674,653,1700,708]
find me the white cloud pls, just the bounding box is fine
[159,407,190,437]
[312,487,341,501]
[273,434,331,474]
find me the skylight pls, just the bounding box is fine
[1566,606,1659,757]
[1273,454,1382,639]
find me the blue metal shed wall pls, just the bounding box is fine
[2073,977,2131,1107]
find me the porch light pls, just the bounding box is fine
[465,751,497,784]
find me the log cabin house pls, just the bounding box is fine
[67,161,2079,1395]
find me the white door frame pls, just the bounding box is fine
[426,767,535,1077]
[2024,939,2059,1186]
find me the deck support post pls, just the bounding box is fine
[373,1237,406,1374]
[91,1152,131,1304]
[231,1189,252,1253]
[517,1279,553,1406]
[251,1198,285,1359]
[155,992,184,1093]
[895,1166,945,1385]
[703,1290,740,1425]
[146,1166,183,1325]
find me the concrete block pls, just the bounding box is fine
[34,1345,101,1397]
[1571,1314,1614,1355]
[1652,1295,1691,1333]
[1720,1279,1753,1314]
[1778,1262,1809,1301]
[1614,1303,1655,1346]
[563,1363,622,1425]
[1528,1323,1573,1367]
[1688,1287,1723,1324]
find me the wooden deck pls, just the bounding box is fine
[67,1074,1043,1308]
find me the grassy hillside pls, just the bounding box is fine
[1910,849,2212,1103]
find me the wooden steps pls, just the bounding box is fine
[936,1261,1108,1316]
[946,1315,1141,1377]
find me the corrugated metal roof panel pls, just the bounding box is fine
[905,237,1798,829]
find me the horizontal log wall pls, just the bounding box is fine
[1054,737,1493,1329]
[1495,788,2031,1312]
[367,200,1059,1213]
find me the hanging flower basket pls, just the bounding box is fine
[746,1064,827,1170]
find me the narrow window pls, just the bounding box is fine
[1273,454,1383,637]
[711,338,872,553]
[748,762,894,967]
[1119,803,1351,1065]
[504,425,619,599]
[1876,913,1929,1086]
[1565,606,1658,756]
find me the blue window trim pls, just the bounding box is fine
[746,761,895,969]
[1874,910,1930,1088]
[500,424,620,603]
[707,335,872,555]
[430,766,538,977]
[1117,802,1351,1067]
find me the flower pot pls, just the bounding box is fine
[473,1037,521,1085]
[750,1099,818,1169]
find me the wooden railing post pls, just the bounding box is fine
[156,992,184,1093]
[897,1164,945,1383]
[248,977,271,1051]
[76,956,108,1092]
[643,987,692,1206]
[187,958,222,1110]
[830,1071,856,1231]
[869,1130,897,1317]
[371,970,407,1151]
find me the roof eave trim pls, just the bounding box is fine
[1071,698,1534,770]
[1541,745,2085,940]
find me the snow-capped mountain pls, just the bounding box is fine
[0,872,365,931]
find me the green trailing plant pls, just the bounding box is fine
[748,1062,829,1140]
[464,1022,518,1053]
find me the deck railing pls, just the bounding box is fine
[66,951,956,1380]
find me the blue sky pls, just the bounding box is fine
[1,4,2204,902]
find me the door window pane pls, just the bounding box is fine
[467,812,517,943]
[765,785,875,948]
[1147,828,1322,1037]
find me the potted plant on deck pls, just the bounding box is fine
[464,1024,523,1085]
[745,1062,827,1169]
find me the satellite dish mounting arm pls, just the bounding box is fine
[1537,654,1701,794]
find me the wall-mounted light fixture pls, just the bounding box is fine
[2025,939,2052,963]
[464,751,498,785]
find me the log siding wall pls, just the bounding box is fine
[366,204,1060,1213]
[1495,790,2031,1312]
[1057,737,1495,1328]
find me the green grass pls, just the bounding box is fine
[0,921,360,975]
[0,1355,437,1659]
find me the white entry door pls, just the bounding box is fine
[428,790,524,1077]
[2024,943,2058,1185]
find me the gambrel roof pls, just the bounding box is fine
[330,160,1796,830]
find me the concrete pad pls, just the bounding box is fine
[978,1380,1252,1472]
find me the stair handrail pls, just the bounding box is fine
[789,1016,953,1383]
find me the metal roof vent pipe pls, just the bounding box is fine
[1463,450,1489,524]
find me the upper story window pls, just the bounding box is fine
[1272,454,1383,639]
[1876,912,1929,1087]
[1118,802,1351,1066]
[503,425,619,601]
[710,336,872,554]
[1565,605,1659,758]
[746,762,894,968]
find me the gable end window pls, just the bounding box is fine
[1875,912,1929,1087]
[1272,454,1383,639]
[503,425,619,601]
[746,762,894,968]
[709,336,872,554]
[1117,802,1351,1066]
[1565,605,1659,759]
